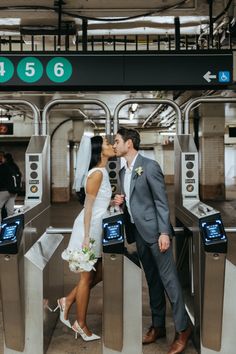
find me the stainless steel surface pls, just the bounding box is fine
[0,250,25,352]
[46,227,73,234]
[45,226,236,235]
[0,99,40,135]
[41,99,111,135]
[103,253,123,351]
[103,254,142,354]
[189,236,194,296]
[0,204,50,353]
[1,205,51,354]
[25,135,50,205]
[24,232,64,354]
[174,134,199,206]
[190,230,201,350]
[184,97,236,135]
[202,253,226,351]
[0,134,52,354]
[226,232,236,266]
[174,132,228,353]
[113,98,182,134]
[122,256,142,354]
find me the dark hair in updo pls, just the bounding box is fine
[89,135,103,170]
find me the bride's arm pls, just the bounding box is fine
[83,170,103,248]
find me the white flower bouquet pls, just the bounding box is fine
[64,239,97,273]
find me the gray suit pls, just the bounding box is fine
[119,153,188,332]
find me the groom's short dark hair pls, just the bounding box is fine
[117,127,140,151]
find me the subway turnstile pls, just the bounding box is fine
[24,231,64,354]
[0,214,25,352]
[102,212,142,354]
[175,134,228,353]
[0,134,52,354]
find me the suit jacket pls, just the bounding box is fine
[119,154,172,244]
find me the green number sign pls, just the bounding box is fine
[17,57,43,83]
[0,57,14,82]
[46,57,72,83]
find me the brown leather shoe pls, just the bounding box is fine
[167,325,192,354]
[142,326,166,345]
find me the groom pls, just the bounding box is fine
[113,127,192,354]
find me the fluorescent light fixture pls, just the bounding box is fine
[131,103,138,112]
[81,16,208,25]
[160,131,176,136]
[0,18,21,25]
[128,102,138,120]
[84,131,94,137]
[77,16,209,36]
[0,118,10,122]
[0,31,20,36]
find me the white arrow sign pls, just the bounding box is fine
[203,71,217,83]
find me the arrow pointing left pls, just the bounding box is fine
[203,71,217,83]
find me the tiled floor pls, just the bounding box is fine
[0,184,235,354]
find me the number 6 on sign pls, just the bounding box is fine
[46,57,72,83]
[54,63,64,77]
[0,57,14,83]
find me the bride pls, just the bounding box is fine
[55,134,115,341]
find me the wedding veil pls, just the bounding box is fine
[73,135,92,191]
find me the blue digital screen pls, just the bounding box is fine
[0,221,19,243]
[103,220,123,244]
[201,219,226,243]
[205,223,221,239]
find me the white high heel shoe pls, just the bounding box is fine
[72,321,100,341]
[54,298,71,328]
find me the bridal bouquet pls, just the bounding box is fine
[65,239,97,273]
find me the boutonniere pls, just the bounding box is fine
[135,166,143,177]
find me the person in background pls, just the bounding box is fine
[55,135,115,341]
[113,127,192,354]
[4,153,22,179]
[0,152,16,225]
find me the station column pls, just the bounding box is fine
[199,103,225,200]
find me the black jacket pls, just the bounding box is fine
[0,163,12,190]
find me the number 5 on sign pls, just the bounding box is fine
[0,57,14,82]
[46,57,72,83]
[25,62,36,77]
[17,57,43,83]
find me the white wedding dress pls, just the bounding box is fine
[62,167,112,263]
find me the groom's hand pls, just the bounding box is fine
[114,194,125,206]
[158,234,170,252]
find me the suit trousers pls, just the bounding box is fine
[133,225,188,332]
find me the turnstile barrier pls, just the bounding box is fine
[0,214,25,352]
[175,134,228,353]
[102,212,142,354]
[24,232,64,354]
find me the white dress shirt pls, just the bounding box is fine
[124,153,138,223]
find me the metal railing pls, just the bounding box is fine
[0,33,232,52]
[46,226,236,234]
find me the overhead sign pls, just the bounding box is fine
[0,51,233,90]
[203,70,230,83]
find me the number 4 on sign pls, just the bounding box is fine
[0,62,6,76]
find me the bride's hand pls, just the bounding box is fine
[82,236,90,249]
